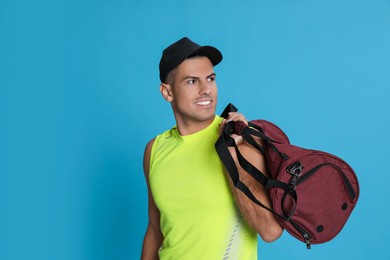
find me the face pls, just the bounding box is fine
[161,56,218,129]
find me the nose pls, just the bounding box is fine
[199,80,212,95]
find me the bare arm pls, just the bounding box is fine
[141,139,163,259]
[222,113,283,242]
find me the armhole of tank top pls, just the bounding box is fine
[149,127,175,178]
[148,136,159,178]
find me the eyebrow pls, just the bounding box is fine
[182,72,216,81]
[207,73,217,78]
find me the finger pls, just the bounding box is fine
[231,133,244,146]
[227,112,248,125]
[226,112,242,121]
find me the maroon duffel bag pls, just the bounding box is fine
[215,103,359,249]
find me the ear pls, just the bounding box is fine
[160,83,173,102]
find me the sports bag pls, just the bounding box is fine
[215,104,359,249]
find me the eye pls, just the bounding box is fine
[207,76,216,82]
[187,79,196,84]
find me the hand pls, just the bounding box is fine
[219,112,248,146]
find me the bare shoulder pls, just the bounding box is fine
[143,138,156,179]
[144,138,156,155]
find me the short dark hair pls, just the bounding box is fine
[164,67,178,87]
[163,55,206,87]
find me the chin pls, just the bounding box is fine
[197,113,215,122]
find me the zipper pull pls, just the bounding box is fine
[303,233,311,249]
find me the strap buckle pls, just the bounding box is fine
[287,161,303,189]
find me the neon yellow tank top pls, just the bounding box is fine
[149,116,257,260]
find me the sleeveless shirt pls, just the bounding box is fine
[149,116,257,259]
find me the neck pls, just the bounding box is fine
[175,116,215,136]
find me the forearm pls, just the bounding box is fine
[227,140,283,242]
[141,224,162,260]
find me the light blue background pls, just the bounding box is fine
[1,0,389,259]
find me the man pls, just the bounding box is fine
[141,37,282,259]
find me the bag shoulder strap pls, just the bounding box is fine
[217,104,297,220]
[215,133,289,220]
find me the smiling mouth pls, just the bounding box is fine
[195,100,212,105]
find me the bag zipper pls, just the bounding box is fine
[296,162,335,185]
[289,218,313,249]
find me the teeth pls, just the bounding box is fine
[196,100,211,105]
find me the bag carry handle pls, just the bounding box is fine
[220,103,238,118]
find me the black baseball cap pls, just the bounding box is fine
[159,37,223,83]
